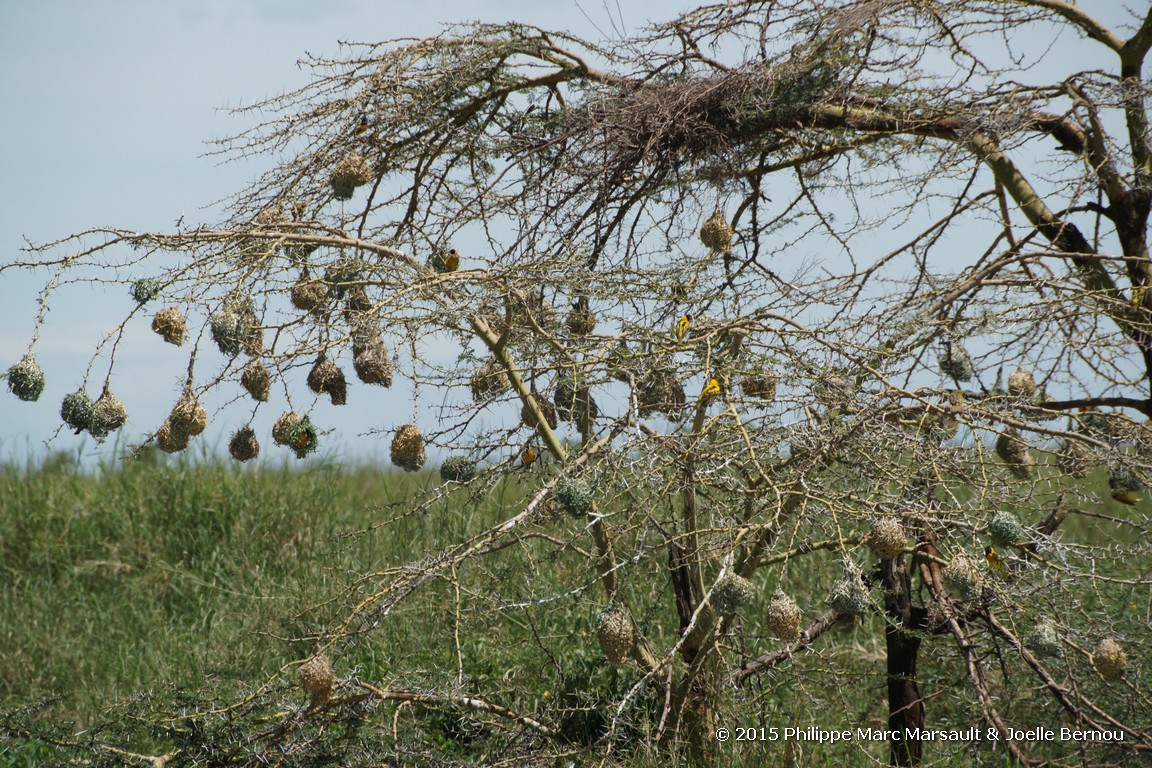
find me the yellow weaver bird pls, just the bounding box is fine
[520,445,537,469]
[984,546,1008,576]
[1132,285,1147,307]
[700,377,721,401]
[1111,488,1141,505]
[676,313,691,341]
[443,248,460,272]
[353,114,369,136]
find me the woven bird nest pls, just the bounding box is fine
[156,420,189,454]
[765,590,802,640]
[130,278,163,305]
[272,411,302,446]
[712,574,756,616]
[1091,638,1128,682]
[390,423,426,472]
[565,302,597,336]
[6,354,45,402]
[240,360,271,402]
[308,356,347,406]
[89,387,129,439]
[995,430,1034,480]
[865,517,906,560]
[938,340,974,382]
[470,361,509,402]
[210,300,262,357]
[521,393,558,431]
[637,371,686,417]
[228,426,260,462]
[827,575,870,617]
[595,605,634,664]
[555,476,594,517]
[298,653,336,706]
[169,390,208,439]
[439,455,477,483]
[942,553,982,602]
[353,337,392,387]
[290,275,328,313]
[740,372,778,401]
[330,153,373,200]
[988,511,1026,547]
[699,208,733,253]
[151,307,186,346]
[60,390,95,434]
[1007,366,1038,398]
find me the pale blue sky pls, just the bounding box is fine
[0,0,698,466]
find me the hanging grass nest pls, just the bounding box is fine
[1024,619,1062,659]
[606,342,637,384]
[428,246,460,273]
[1056,438,1092,479]
[272,410,302,446]
[151,307,187,346]
[6,354,45,402]
[595,605,634,664]
[298,653,336,706]
[324,260,363,297]
[155,420,189,454]
[390,423,426,472]
[330,152,373,200]
[555,476,594,517]
[814,375,856,409]
[1091,637,1128,682]
[89,387,128,439]
[995,430,1034,480]
[554,378,599,428]
[290,274,328,313]
[286,416,319,459]
[470,361,509,402]
[865,516,907,559]
[637,371,686,417]
[60,390,95,434]
[712,574,756,616]
[938,340,974,382]
[1108,467,1143,505]
[307,356,347,406]
[740,372,778,401]
[439,455,477,483]
[942,552,982,602]
[521,393,558,431]
[168,390,208,439]
[240,360,271,402]
[765,590,802,640]
[228,426,260,462]
[511,291,557,333]
[827,574,870,617]
[342,286,372,323]
[210,299,262,357]
[130,278,163,305]
[352,337,392,387]
[564,301,597,336]
[988,511,1026,547]
[1007,365,1038,398]
[699,208,733,253]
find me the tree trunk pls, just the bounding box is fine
[882,556,926,766]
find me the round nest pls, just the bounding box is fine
[290,276,328,313]
[938,340,974,382]
[272,411,302,446]
[565,303,597,336]
[286,416,320,459]
[88,387,128,439]
[995,430,1034,480]
[1007,366,1038,398]
[210,305,263,357]
[699,208,733,253]
[298,653,336,706]
[330,153,373,200]
[827,576,870,617]
[130,278,163,305]
[390,422,426,472]
[740,373,778,401]
[60,390,95,434]
[6,354,45,402]
[156,420,189,454]
[712,574,756,616]
[470,361,508,402]
[765,590,802,640]
[595,605,634,664]
[520,393,558,431]
[307,356,347,406]
[229,426,260,462]
[439,455,477,483]
[241,360,271,402]
[865,516,906,560]
[169,391,208,439]
[988,511,1026,548]
[637,371,686,417]
[942,553,982,602]
[353,338,392,387]
[1091,638,1128,682]
[555,477,594,517]
[151,307,186,346]
[1057,438,1092,479]
[1024,619,1062,658]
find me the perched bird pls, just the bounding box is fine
[984,546,1008,576]
[353,114,369,136]
[676,313,691,341]
[700,377,721,401]
[520,445,537,469]
[1132,285,1146,307]
[291,202,307,221]
[443,248,460,272]
[1111,488,1141,506]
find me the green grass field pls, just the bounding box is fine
[0,450,1147,766]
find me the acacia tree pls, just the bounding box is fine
[5,1,1152,765]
